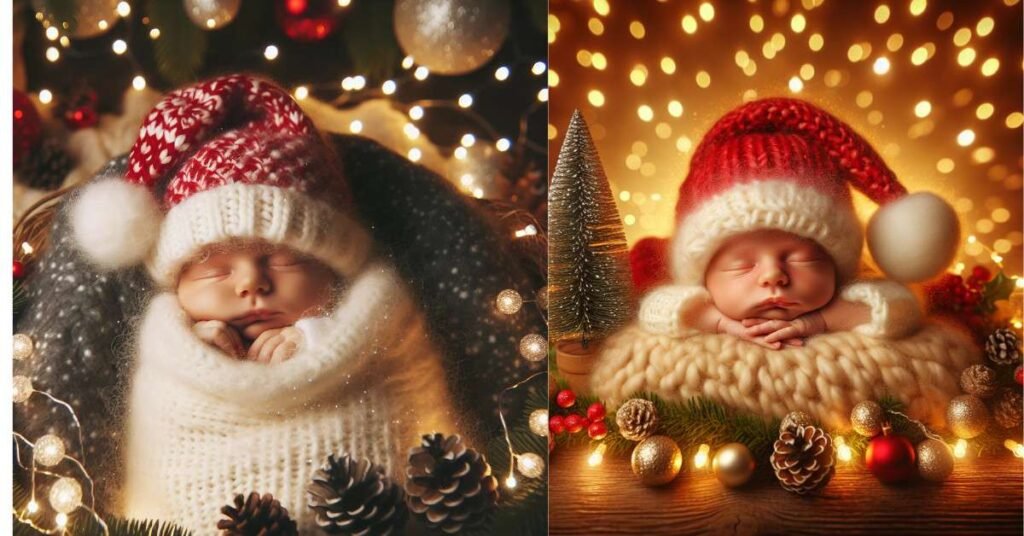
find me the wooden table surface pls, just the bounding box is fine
[549,445,1023,535]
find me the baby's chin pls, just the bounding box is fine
[238,318,297,340]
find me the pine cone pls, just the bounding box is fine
[16,138,73,190]
[615,399,659,441]
[960,364,999,398]
[992,388,1023,429]
[217,492,298,535]
[985,328,1022,366]
[771,425,836,495]
[405,433,499,533]
[307,453,407,535]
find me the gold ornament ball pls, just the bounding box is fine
[13,333,34,360]
[850,401,885,437]
[631,435,682,486]
[516,452,545,479]
[33,434,66,467]
[712,442,756,488]
[518,333,547,362]
[780,410,814,434]
[394,0,511,75]
[495,288,523,314]
[13,375,33,404]
[183,0,242,30]
[916,439,955,482]
[947,395,990,439]
[48,477,82,514]
[528,409,549,437]
[37,0,120,39]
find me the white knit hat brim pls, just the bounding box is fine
[149,183,371,287]
[671,179,863,286]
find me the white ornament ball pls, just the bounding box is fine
[528,409,549,437]
[34,434,66,467]
[48,477,82,514]
[516,452,545,479]
[867,192,959,282]
[13,333,34,360]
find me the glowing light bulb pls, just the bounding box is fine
[294,86,309,100]
[460,133,476,147]
[132,75,147,90]
[458,94,473,108]
[26,500,39,514]
[149,28,161,39]
[45,26,58,40]
[1006,439,1024,458]
[835,437,853,462]
[381,80,396,95]
[495,138,511,152]
[116,1,131,17]
[519,334,547,362]
[495,66,510,81]
[402,55,415,69]
[349,120,363,134]
[409,106,424,120]
[505,474,517,488]
[588,443,607,467]
[264,45,279,60]
[529,409,549,437]
[46,47,60,62]
[454,147,468,160]
[48,477,82,514]
[517,452,545,478]
[112,39,127,55]
[34,434,65,467]
[407,148,421,162]
[694,443,711,469]
[55,513,68,528]
[788,76,804,93]
[531,61,546,75]
[953,439,968,458]
[873,57,891,74]
[413,66,429,80]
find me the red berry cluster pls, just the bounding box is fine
[924,266,992,334]
[550,389,608,440]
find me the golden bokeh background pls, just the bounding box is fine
[549,0,1023,278]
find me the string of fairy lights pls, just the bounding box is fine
[548,0,1023,293]
[29,1,548,204]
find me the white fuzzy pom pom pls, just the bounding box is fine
[70,179,162,270]
[867,192,960,282]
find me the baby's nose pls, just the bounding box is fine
[235,266,271,297]
[758,263,789,287]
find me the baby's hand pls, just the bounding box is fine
[742,312,827,349]
[718,316,794,349]
[193,320,246,358]
[246,326,304,363]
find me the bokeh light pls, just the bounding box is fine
[550,1,1022,277]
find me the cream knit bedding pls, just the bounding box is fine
[120,262,458,534]
[590,320,980,430]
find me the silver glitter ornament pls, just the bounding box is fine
[183,0,241,30]
[394,0,511,75]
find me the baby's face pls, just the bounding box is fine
[176,241,338,340]
[704,230,836,321]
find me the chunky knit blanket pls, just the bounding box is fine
[590,321,980,430]
[120,262,458,533]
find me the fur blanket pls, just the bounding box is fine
[590,321,980,429]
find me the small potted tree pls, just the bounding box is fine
[548,110,634,394]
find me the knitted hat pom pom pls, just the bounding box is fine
[70,177,162,270]
[867,191,960,282]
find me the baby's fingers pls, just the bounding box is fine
[782,338,805,347]
[742,318,769,327]
[270,341,298,363]
[247,330,275,359]
[258,336,284,363]
[212,331,242,358]
[745,320,787,336]
[764,326,801,343]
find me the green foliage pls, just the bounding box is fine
[477,386,548,536]
[146,0,208,85]
[979,270,1016,315]
[548,110,634,347]
[341,0,400,80]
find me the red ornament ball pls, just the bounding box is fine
[13,260,25,280]
[13,90,42,168]
[555,389,576,408]
[587,420,608,440]
[275,0,342,42]
[1015,365,1022,386]
[564,414,585,434]
[548,415,565,435]
[586,402,606,421]
[865,434,916,483]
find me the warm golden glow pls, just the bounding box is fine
[981,58,1000,76]
[914,100,932,118]
[976,17,995,36]
[874,5,891,24]
[791,13,806,33]
[909,0,928,17]
[699,2,715,22]
[693,443,711,469]
[749,14,764,33]
[630,21,646,39]
[682,15,698,34]
[630,64,648,86]
[953,439,968,458]
[808,33,824,51]
[661,57,676,74]
[957,129,976,146]
[588,443,607,466]
[588,89,605,107]
[695,70,711,88]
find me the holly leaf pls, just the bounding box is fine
[978,270,1015,314]
[145,0,208,85]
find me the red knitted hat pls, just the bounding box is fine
[664,98,959,286]
[71,74,370,286]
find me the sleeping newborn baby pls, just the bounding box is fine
[637,98,961,346]
[70,75,460,533]
[178,241,339,362]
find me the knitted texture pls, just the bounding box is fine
[121,263,459,534]
[639,280,922,340]
[148,182,370,287]
[668,98,909,286]
[590,321,979,430]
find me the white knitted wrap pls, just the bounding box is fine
[148,183,371,287]
[672,180,863,286]
[591,320,980,430]
[121,262,457,533]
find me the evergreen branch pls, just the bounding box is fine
[146,0,208,85]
